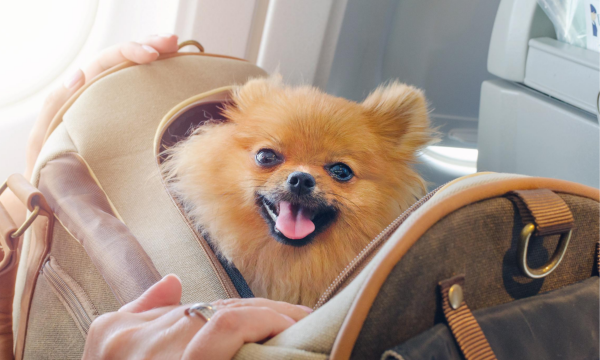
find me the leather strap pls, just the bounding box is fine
[439,275,497,360]
[37,153,162,305]
[6,174,51,215]
[0,202,17,255]
[508,189,574,236]
[0,175,51,360]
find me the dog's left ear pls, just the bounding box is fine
[361,82,434,151]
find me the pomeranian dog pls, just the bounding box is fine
[163,76,435,307]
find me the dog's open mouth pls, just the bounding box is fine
[258,196,337,247]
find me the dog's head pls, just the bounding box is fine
[164,76,435,297]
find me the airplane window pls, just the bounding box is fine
[0,0,98,107]
[424,146,478,173]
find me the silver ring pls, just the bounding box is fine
[185,302,217,322]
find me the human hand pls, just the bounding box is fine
[2,34,179,227]
[83,275,311,360]
[26,34,180,179]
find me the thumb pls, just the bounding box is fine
[119,274,183,313]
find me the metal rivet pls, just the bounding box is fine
[448,284,463,310]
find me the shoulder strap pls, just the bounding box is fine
[0,174,52,360]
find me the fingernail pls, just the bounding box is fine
[63,69,83,89]
[142,44,159,54]
[158,33,174,38]
[164,273,181,283]
[297,305,314,313]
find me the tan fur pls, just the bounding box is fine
[163,76,436,307]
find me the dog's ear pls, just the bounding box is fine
[361,81,435,151]
[230,74,283,111]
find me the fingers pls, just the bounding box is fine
[26,34,179,180]
[212,298,312,322]
[140,33,180,54]
[182,306,296,360]
[25,68,85,178]
[119,274,182,313]
[83,34,179,81]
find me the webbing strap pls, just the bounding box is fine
[439,275,497,360]
[508,189,574,236]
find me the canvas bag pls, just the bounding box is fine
[0,43,597,360]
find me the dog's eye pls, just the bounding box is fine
[328,163,354,181]
[256,149,282,167]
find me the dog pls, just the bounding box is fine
[162,76,435,307]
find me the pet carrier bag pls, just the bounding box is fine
[0,41,598,360]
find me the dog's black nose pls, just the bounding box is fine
[287,171,315,196]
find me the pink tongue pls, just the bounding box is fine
[275,201,315,239]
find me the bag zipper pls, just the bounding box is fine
[41,259,96,335]
[314,184,446,308]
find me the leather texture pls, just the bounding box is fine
[13,52,268,359]
[6,174,51,215]
[15,215,53,360]
[0,174,51,360]
[37,152,162,306]
[384,277,599,360]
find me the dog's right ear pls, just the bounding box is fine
[361,81,435,154]
[230,74,283,112]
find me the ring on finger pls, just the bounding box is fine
[185,303,217,322]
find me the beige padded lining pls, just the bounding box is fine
[14,51,583,360]
[59,55,267,304]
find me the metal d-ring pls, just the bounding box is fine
[0,179,41,239]
[11,204,40,239]
[517,223,572,279]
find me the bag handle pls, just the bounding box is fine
[0,174,51,360]
[178,40,205,52]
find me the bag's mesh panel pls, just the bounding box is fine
[38,153,162,305]
[23,277,84,360]
[351,194,599,359]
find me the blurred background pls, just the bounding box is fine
[0,0,598,189]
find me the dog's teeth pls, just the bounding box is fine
[274,228,280,234]
[262,198,278,222]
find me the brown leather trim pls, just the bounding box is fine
[440,275,497,360]
[153,89,239,298]
[330,177,599,360]
[507,189,574,236]
[43,52,248,143]
[0,241,17,360]
[0,202,17,252]
[154,87,233,157]
[6,175,51,215]
[38,153,162,305]
[15,215,53,360]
